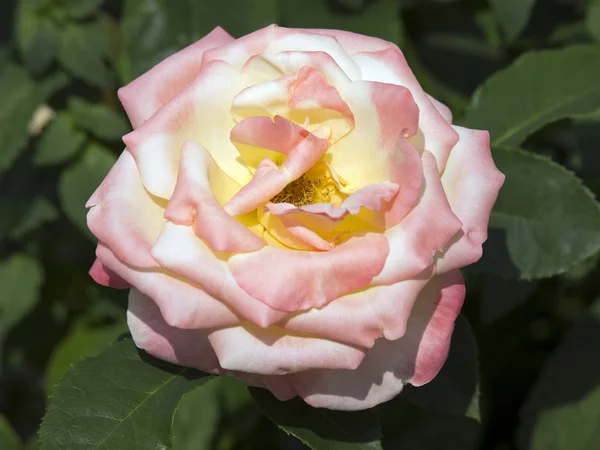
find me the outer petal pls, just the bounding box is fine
[123,60,251,198]
[352,47,459,171]
[97,244,238,330]
[327,80,423,227]
[228,233,389,312]
[165,142,265,253]
[204,25,361,81]
[373,151,462,285]
[437,127,505,273]
[118,27,234,129]
[311,29,393,54]
[280,272,432,348]
[427,94,453,123]
[89,258,129,289]
[86,150,165,268]
[208,324,366,375]
[151,222,288,328]
[128,289,224,374]
[277,270,465,411]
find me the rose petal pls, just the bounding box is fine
[352,47,459,171]
[228,233,389,312]
[127,289,224,373]
[89,258,129,289]
[326,81,423,226]
[437,127,505,273]
[276,270,465,411]
[427,94,453,123]
[151,222,288,328]
[373,151,462,285]
[280,271,432,348]
[97,243,238,330]
[208,323,365,375]
[118,27,234,129]
[86,150,165,268]
[225,118,330,217]
[165,141,265,253]
[123,59,251,198]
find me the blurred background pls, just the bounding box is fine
[0,0,599,449]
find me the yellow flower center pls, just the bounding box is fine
[271,173,338,207]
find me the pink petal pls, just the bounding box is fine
[86,150,165,268]
[437,127,505,273]
[89,258,129,289]
[230,115,308,156]
[310,29,393,54]
[427,94,453,123]
[261,181,399,247]
[224,119,330,217]
[280,272,432,348]
[373,151,462,285]
[96,243,239,330]
[228,233,389,312]
[208,324,366,375]
[278,270,465,411]
[327,81,423,227]
[127,289,224,374]
[150,222,288,328]
[165,142,265,253]
[352,47,459,171]
[122,59,251,199]
[118,27,234,129]
[204,25,361,81]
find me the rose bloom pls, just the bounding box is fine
[87,25,504,411]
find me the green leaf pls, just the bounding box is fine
[0,254,44,350]
[0,415,21,450]
[58,22,113,89]
[490,0,537,41]
[15,0,60,74]
[403,315,480,420]
[9,196,59,239]
[68,97,130,140]
[45,320,128,394]
[518,299,600,450]
[587,1,600,42]
[250,388,382,449]
[281,0,402,45]
[490,147,600,279]
[464,45,600,147]
[119,0,278,83]
[38,338,215,450]
[58,143,116,238]
[480,276,538,323]
[34,113,86,165]
[380,400,480,450]
[59,0,104,19]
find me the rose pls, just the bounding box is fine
[87,24,504,411]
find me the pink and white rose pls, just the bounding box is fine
[87,25,504,411]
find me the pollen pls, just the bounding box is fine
[271,174,338,207]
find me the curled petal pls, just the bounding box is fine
[123,60,251,198]
[151,222,288,328]
[311,28,393,54]
[437,127,505,273]
[427,94,453,123]
[277,270,465,411]
[97,244,239,330]
[86,150,165,268]
[89,258,129,289]
[353,47,459,171]
[280,272,432,348]
[373,151,462,285]
[225,119,330,217]
[165,142,265,253]
[208,324,366,375]
[118,27,234,129]
[228,233,389,313]
[128,289,224,374]
[327,81,423,226]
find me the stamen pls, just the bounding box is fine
[271,173,338,206]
